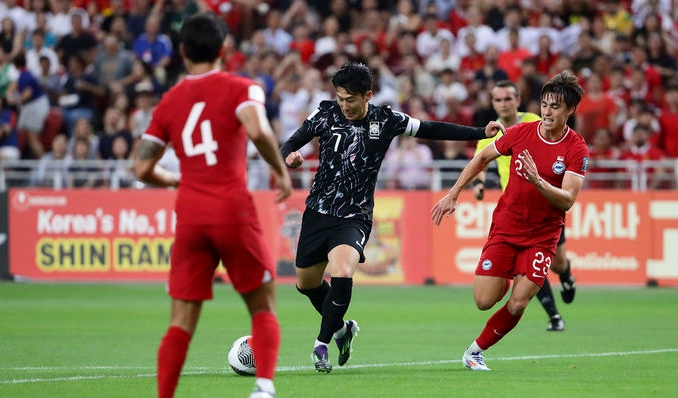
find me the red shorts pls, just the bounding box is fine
[169,221,275,300]
[476,239,554,287]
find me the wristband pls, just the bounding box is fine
[472,178,484,187]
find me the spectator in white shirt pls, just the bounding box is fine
[262,9,292,57]
[383,135,433,190]
[425,36,461,75]
[416,13,455,60]
[455,6,496,57]
[432,68,469,119]
[25,28,59,77]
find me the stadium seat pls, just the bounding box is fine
[40,108,64,150]
[17,107,63,158]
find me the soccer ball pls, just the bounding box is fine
[228,335,256,376]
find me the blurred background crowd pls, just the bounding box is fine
[0,0,676,190]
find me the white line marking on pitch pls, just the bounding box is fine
[2,348,677,384]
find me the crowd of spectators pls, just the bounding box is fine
[0,0,676,190]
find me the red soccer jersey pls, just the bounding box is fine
[491,121,589,247]
[144,69,264,225]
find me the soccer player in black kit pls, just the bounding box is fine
[280,61,504,373]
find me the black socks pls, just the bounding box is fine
[297,279,330,315]
[536,278,559,318]
[318,277,353,343]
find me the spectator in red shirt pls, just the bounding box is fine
[575,72,620,143]
[627,46,663,107]
[532,34,559,78]
[619,123,668,189]
[587,128,622,189]
[497,28,532,82]
[289,23,315,65]
[458,33,485,84]
[657,84,678,158]
[221,33,245,73]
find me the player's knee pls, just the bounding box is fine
[327,261,356,278]
[474,295,500,311]
[506,299,528,316]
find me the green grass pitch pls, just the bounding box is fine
[1,282,677,398]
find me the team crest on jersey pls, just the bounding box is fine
[481,259,492,270]
[552,155,566,175]
[369,121,381,139]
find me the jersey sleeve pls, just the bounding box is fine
[383,107,417,139]
[492,125,520,156]
[142,97,169,146]
[280,101,329,158]
[475,134,500,156]
[234,82,266,116]
[566,140,590,178]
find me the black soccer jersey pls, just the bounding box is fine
[281,101,419,220]
[281,100,487,221]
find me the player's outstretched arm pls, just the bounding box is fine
[134,139,180,188]
[280,121,315,167]
[416,120,504,141]
[239,103,292,203]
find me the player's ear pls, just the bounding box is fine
[364,90,373,101]
[179,44,185,59]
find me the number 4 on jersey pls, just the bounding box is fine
[181,102,218,166]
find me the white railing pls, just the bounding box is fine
[1,158,677,192]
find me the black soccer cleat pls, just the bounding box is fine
[335,320,360,366]
[560,275,576,304]
[547,315,565,331]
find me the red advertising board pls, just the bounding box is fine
[430,189,678,286]
[9,189,177,281]
[8,189,678,286]
[646,191,678,285]
[7,189,432,284]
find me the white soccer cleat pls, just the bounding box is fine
[249,391,274,398]
[249,387,274,398]
[462,348,491,371]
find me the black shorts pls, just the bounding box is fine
[295,208,372,269]
[557,225,566,246]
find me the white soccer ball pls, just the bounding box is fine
[228,335,256,376]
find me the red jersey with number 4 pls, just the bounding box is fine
[490,121,589,247]
[144,69,265,225]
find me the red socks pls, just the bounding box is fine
[476,303,523,350]
[157,326,191,398]
[250,311,280,380]
[156,312,279,397]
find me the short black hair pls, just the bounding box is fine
[540,70,584,110]
[331,62,373,96]
[179,13,228,63]
[13,51,26,68]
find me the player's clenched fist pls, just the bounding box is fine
[285,151,304,168]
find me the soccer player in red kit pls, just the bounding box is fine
[431,70,588,371]
[133,13,292,398]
